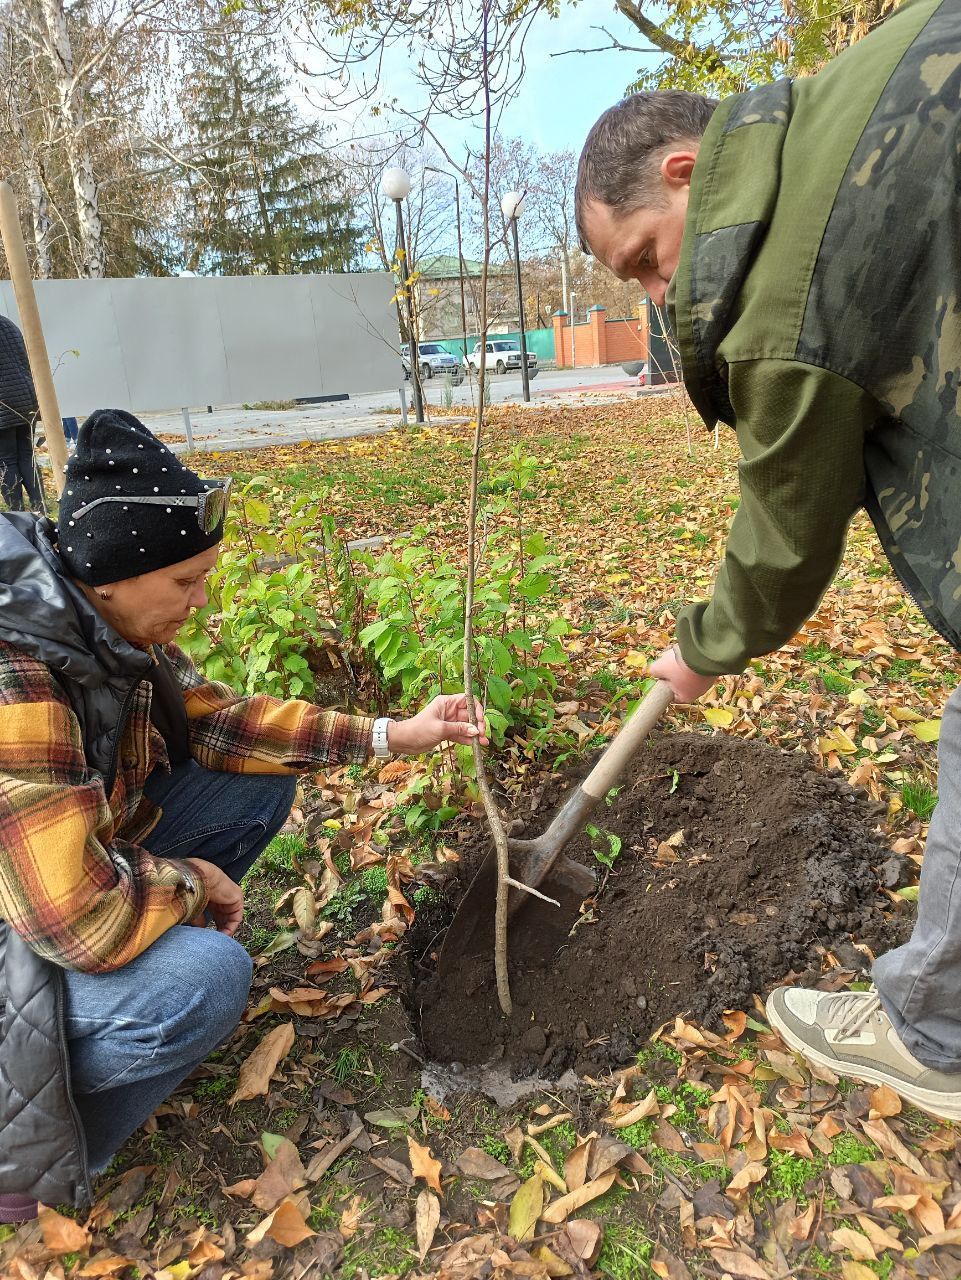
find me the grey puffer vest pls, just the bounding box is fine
[0,512,154,1207]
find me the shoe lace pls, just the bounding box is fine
[832,988,882,1038]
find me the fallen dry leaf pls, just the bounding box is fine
[416,1188,441,1263]
[869,1083,902,1118]
[229,1022,295,1104]
[726,1161,768,1196]
[339,1194,364,1240]
[508,1173,546,1242]
[607,1088,659,1127]
[246,1197,315,1247]
[540,1168,618,1224]
[39,1206,90,1253]
[76,1255,137,1277]
[831,1227,876,1261]
[707,1247,770,1279]
[408,1135,443,1195]
[840,1264,881,1280]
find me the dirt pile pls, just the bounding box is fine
[412,732,914,1076]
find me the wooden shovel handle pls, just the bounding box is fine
[0,182,67,496]
[581,679,674,800]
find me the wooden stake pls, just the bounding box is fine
[0,181,68,496]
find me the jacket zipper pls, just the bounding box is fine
[102,683,138,799]
[54,972,95,1205]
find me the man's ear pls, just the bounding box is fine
[659,149,699,189]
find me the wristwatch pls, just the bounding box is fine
[372,717,393,759]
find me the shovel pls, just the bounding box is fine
[436,679,674,978]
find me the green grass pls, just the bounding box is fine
[901,775,938,821]
[595,1219,656,1278]
[480,1135,512,1165]
[767,1150,823,1201]
[332,1047,363,1085]
[259,832,308,877]
[829,1131,878,1165]
[193,1073,236,1102]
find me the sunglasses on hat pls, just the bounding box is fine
[71,478,232,535]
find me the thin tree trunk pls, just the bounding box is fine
[463,0,513,1017]
[8,88,52,278]
[38,0,105,277]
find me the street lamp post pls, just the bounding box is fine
[500,190,531,403]
[381,166,424,424]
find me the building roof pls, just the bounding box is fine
[417,254,505,279]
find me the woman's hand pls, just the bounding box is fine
[649,645,716,703]
[387,694,489,755]
[183,858,244,935]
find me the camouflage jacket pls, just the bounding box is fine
[670,0,961,675]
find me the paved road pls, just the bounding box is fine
[139,366,670,456]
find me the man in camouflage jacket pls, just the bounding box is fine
[576,0,961,1118]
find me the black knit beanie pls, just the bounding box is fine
[57,409,225,587]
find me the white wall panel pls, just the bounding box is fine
[0,273,398,414]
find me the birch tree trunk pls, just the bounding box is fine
[37,0,105,277]
[8,86,53,278]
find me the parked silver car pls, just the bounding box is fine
[401,342,464,383]
[464,340,538,376]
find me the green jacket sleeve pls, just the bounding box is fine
[675,359,879,676]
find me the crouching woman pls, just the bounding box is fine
[0,409,484,1220]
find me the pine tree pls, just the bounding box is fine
[182,26,360,275]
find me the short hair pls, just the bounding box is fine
[575,91,719,251]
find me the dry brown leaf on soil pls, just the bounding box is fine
[304,957,349,978]
[246,1197,315,1247]
[859,1117,926,1175]
[726,1161,768,1196]
[840,1264,882,1280]
[540,1168,618,1224]
[305,1118,364,1181]
[408,1135,443,1195]
[830,1227,877,1261]
[651,1245,693,1280]
[76,1254,137,1277]
[416,1189,441,1263]
[769,1129,815,1160]
[563,1139,592,1193]
[869,1083,902,1118]
[339,1194,364,1240]
[188,1238,226,1267]
[457,1147,515,1181]
[252,1137,308,1211]
[854,1214,902,1252]
[789,1201,816,1241]
[531,1245,574,1277]
[707,1247,770,1279]
[918,1228,961,1251]
[606,1088,658,1127]
[554,1219,602,1266]
[229,1021,295,1104]
[39,1205,91,1253]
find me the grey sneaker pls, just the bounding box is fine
[766,986,961,1121]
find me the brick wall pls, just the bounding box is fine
[552,307,648,369]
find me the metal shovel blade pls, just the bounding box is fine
[434,680,674,982]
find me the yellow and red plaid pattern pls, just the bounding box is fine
[0,639,373,972]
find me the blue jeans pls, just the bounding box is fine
[63,762,296,1173]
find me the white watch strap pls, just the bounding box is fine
[372,717,393,759]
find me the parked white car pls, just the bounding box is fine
[464,340,538,377]
[401,342,464,383]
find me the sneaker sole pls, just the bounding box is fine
[766,996,961,1123]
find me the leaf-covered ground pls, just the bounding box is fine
[6,394,961,1280]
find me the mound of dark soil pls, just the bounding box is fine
[412,732,915,1076]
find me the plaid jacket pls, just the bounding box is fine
[0,637,373,973]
